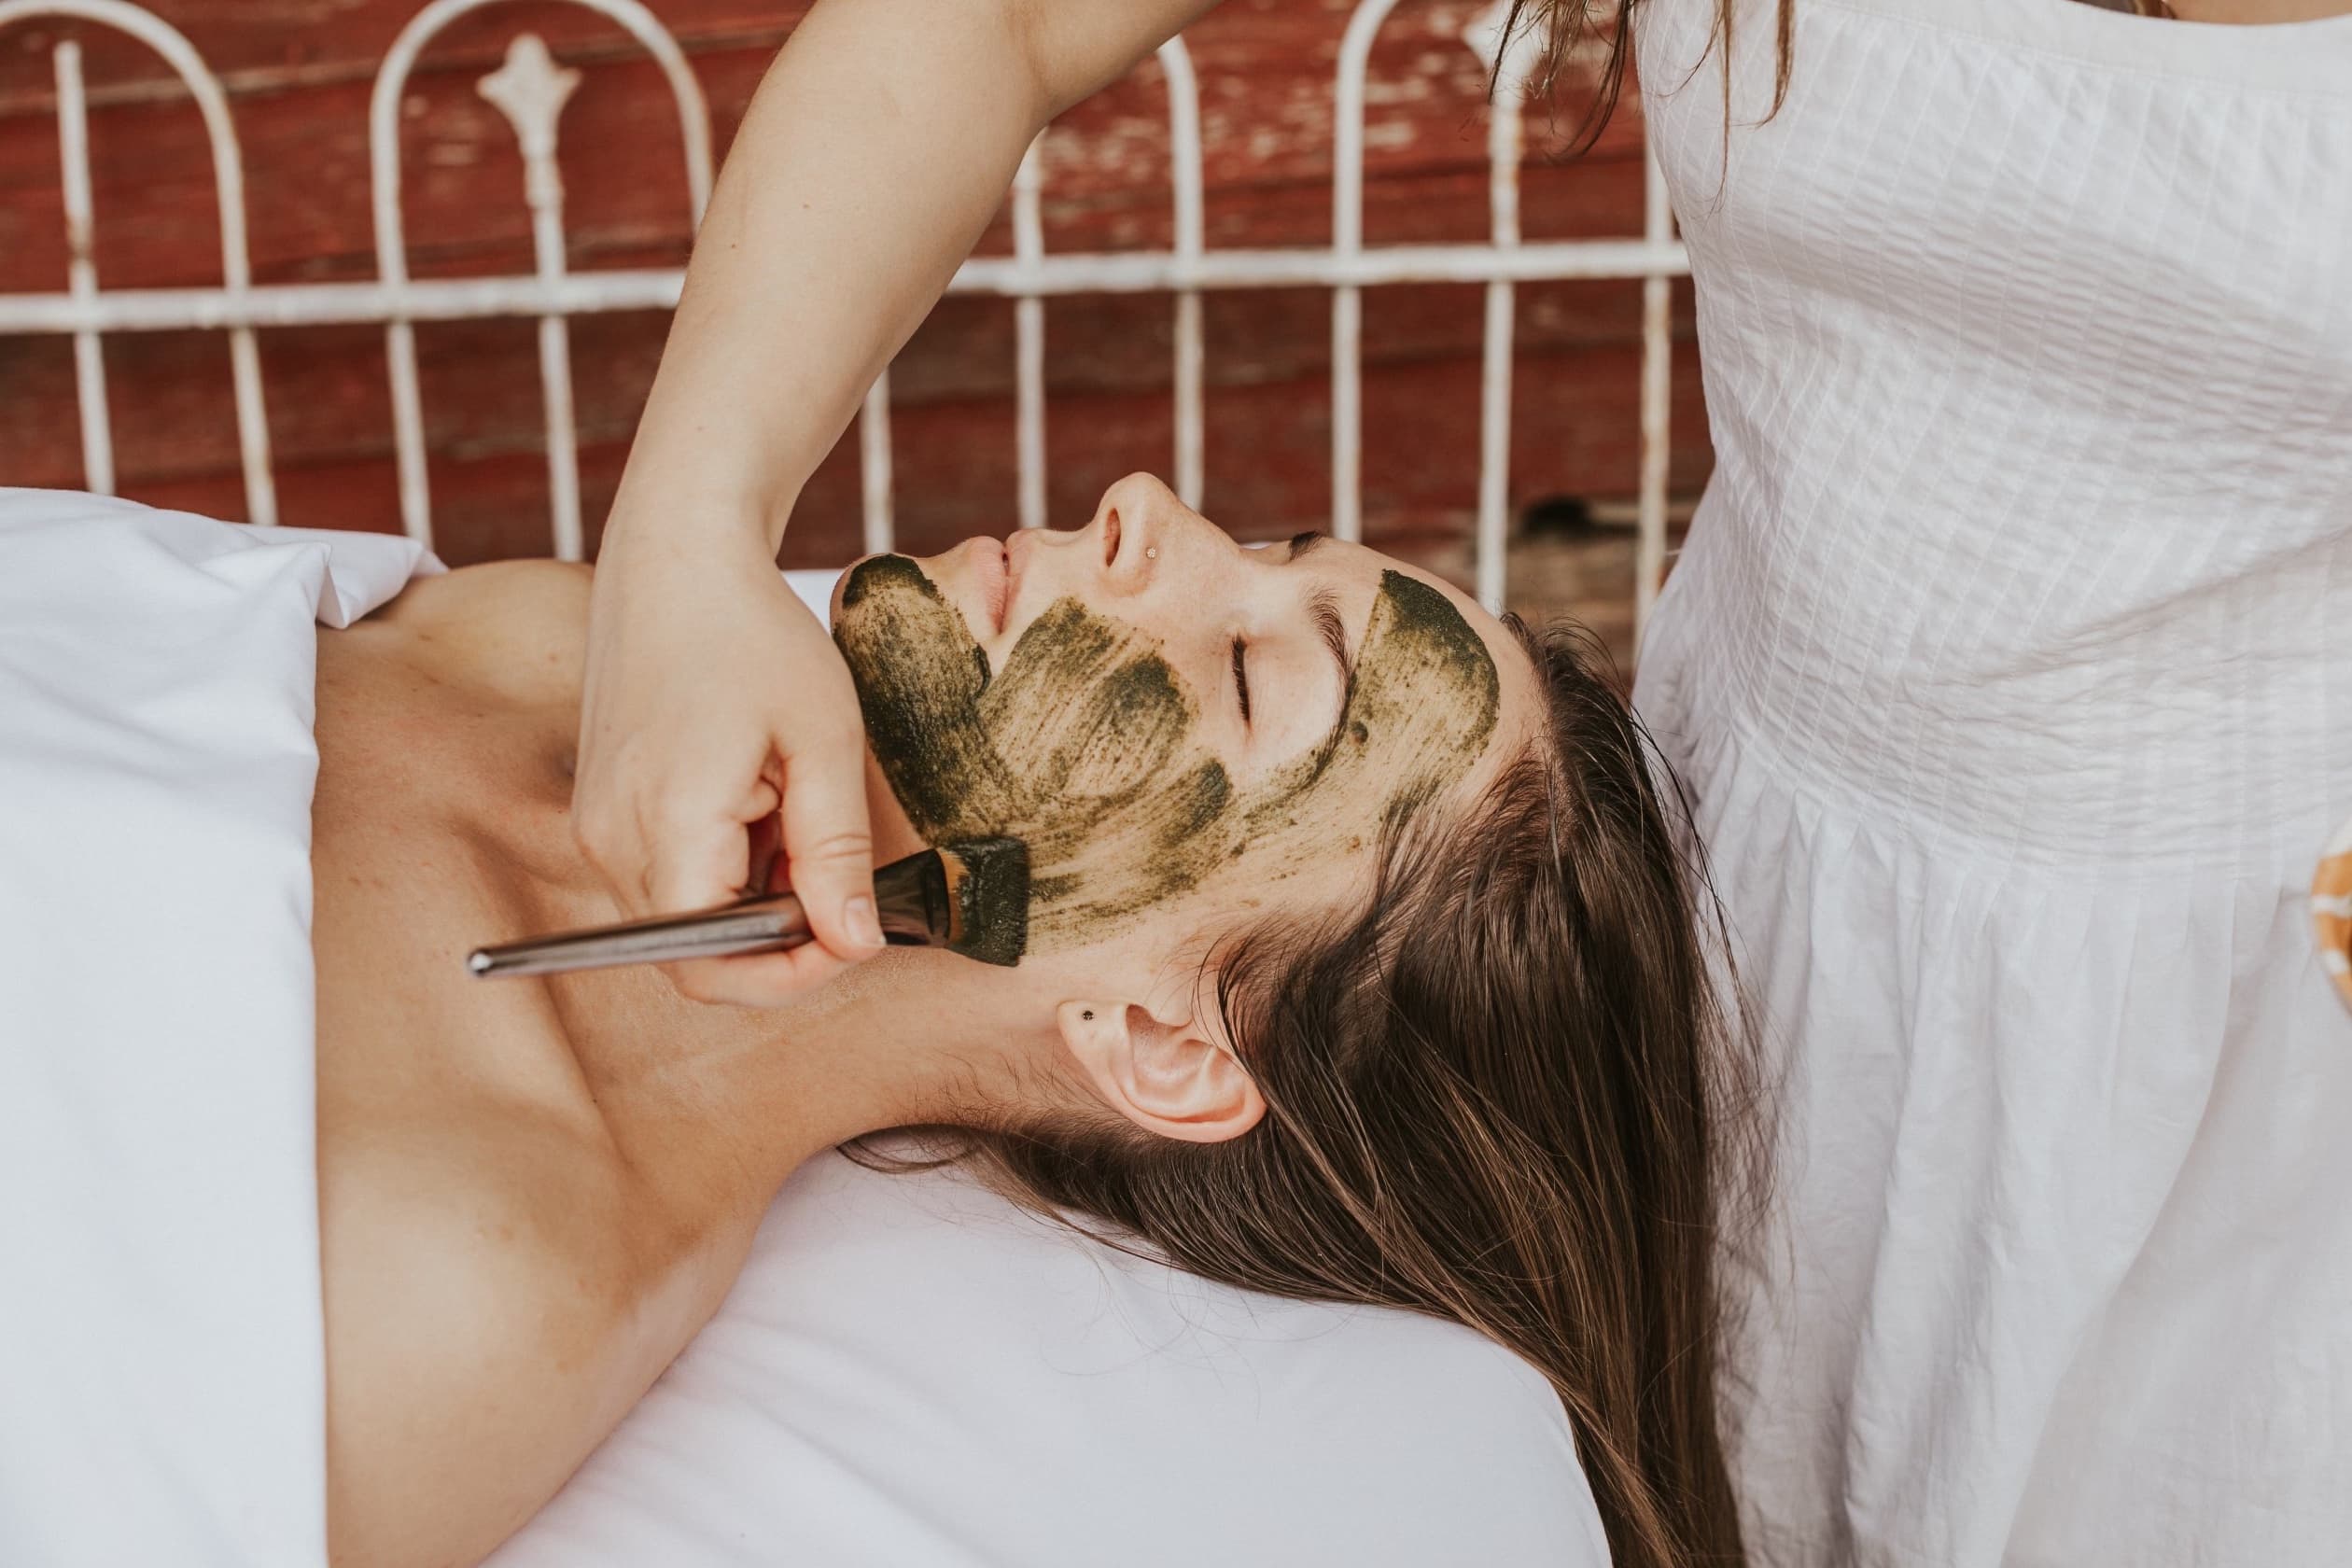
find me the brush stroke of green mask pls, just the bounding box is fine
[833,554,1500,948]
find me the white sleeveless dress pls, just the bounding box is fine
[1628,2,2352,1563]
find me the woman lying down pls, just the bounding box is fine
[0,475,1755,1568]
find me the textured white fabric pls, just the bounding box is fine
[1630,3,2352,1564]
[0,490,433,1568]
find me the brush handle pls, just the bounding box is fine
[468,897,815,977]
[468,849,945,979]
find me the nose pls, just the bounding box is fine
[1053,474,1254,710]
[1087,472,1223,596]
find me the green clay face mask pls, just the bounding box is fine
[833,553,1500,949]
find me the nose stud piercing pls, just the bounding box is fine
[1144,547,1158,560]
[1082,1010,1095,1020]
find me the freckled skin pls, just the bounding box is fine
[833,553,1499,949]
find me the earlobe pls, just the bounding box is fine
[1056,1000,1265,1145]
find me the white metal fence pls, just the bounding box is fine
[0,0,1688,625]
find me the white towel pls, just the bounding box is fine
[0,490,431,1568]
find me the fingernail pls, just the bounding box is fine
[845,895,885,950]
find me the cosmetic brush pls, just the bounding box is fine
[467,836,1029,979]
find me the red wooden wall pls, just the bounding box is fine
[0,0,1709,595]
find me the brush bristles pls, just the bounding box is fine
[939,837,1029,967]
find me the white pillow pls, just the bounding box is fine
[490,1149,1609,1567]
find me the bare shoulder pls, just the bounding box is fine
[321,1099,717,1568]
[370,557,594,643]
[348,557,596,710]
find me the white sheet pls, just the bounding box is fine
[493,1146,1606,1568]
[0,489,432,1567]
[0,494,1605,1567]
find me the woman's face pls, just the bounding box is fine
[830,473,1536,959]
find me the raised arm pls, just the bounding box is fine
[574,0,1214,1005]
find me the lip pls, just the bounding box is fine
[999,534,1027,633]
[968,536,1011,636]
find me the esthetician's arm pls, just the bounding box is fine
[575,0,1217,1004]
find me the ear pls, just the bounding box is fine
[1056,1001,1265,1144]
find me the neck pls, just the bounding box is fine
[543,755,1035,1229]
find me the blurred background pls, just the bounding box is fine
[0,0,1710,671]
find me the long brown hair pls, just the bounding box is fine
[862,618,1765,1567]
[1502,0,1793,156]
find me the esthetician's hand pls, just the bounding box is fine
[573,520,886,1005]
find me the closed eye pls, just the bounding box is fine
[1231,635,1252,725]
